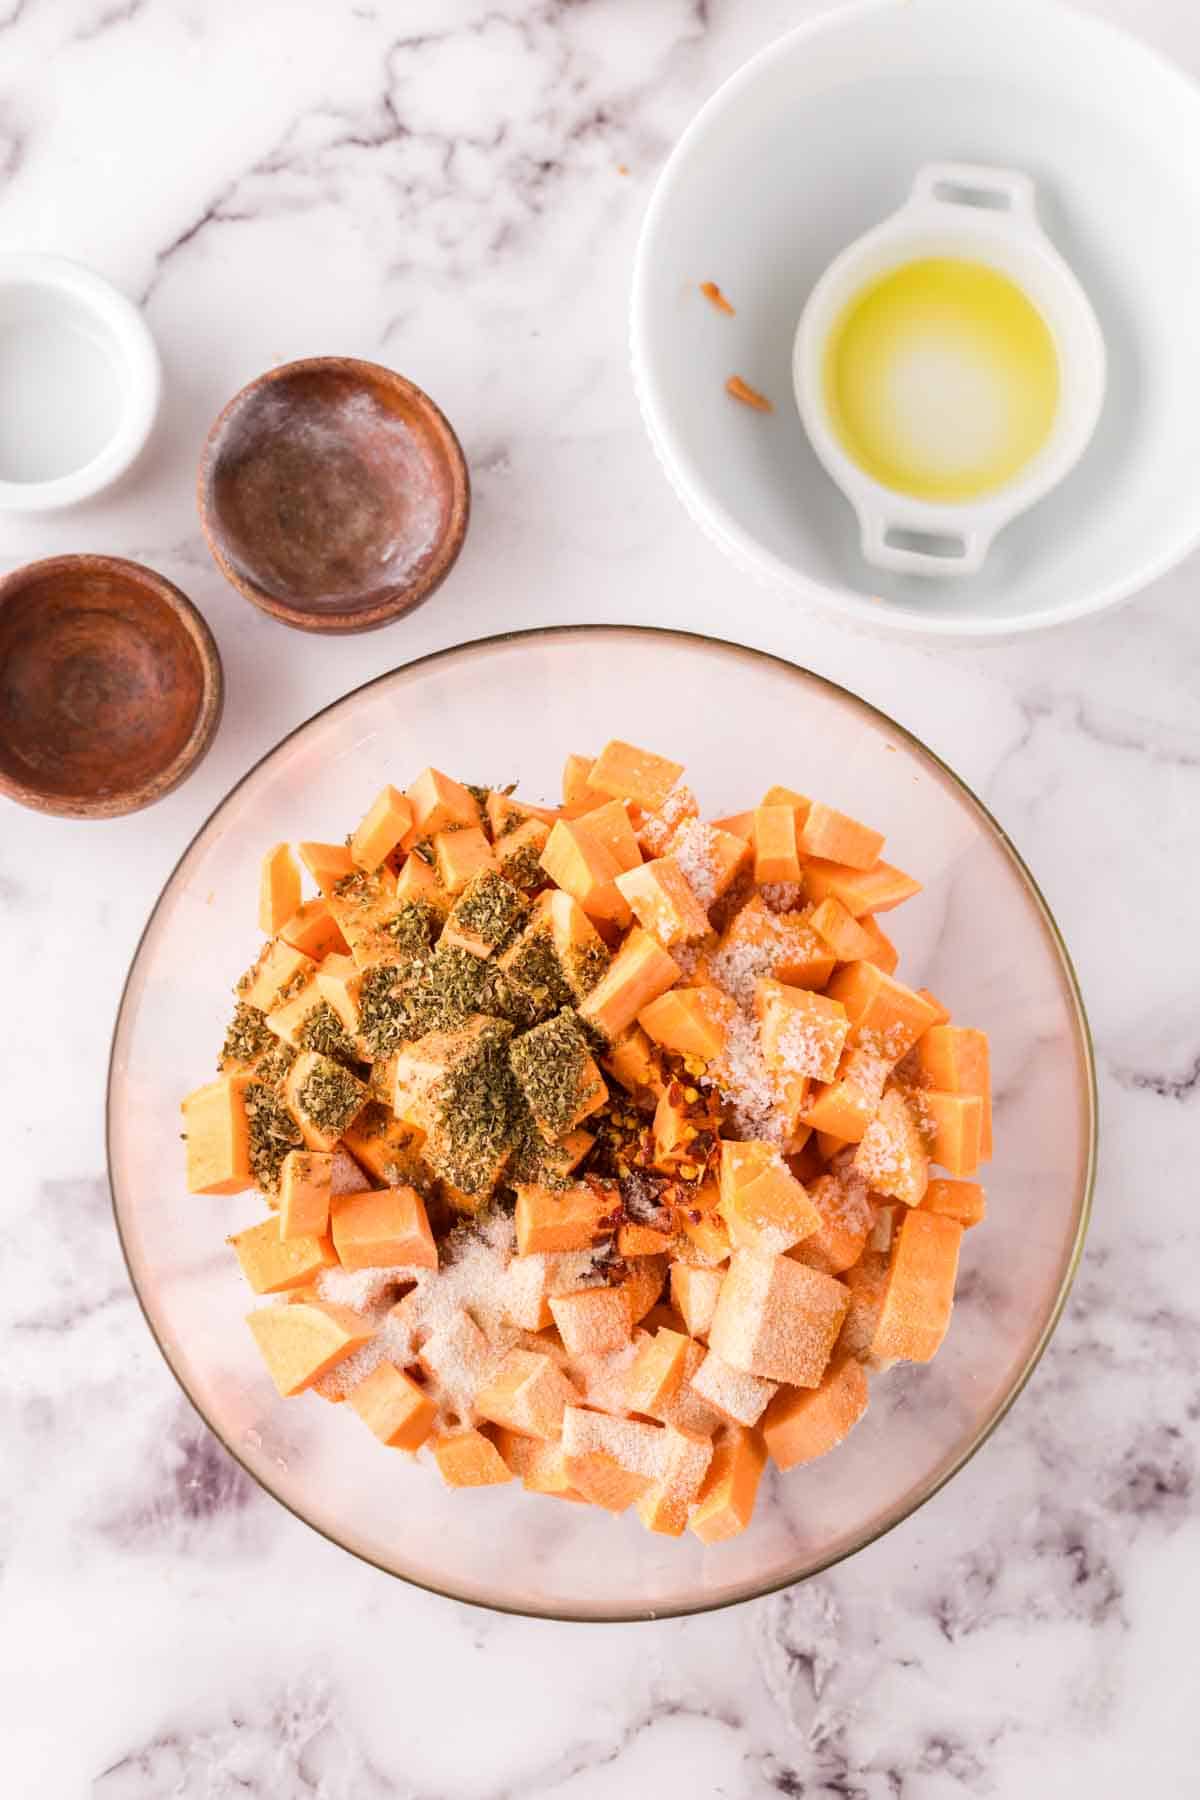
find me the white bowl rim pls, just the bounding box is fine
[630,0,1200,639]
[0,252,161,511]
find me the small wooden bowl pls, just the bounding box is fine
[0,555,223,819]
[197,357,470,633]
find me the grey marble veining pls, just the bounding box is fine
[1,1,1198,1795]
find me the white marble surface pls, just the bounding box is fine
[1,1,1197,1794]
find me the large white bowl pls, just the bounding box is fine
[631,0,1200,638]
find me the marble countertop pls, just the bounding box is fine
[2,1,1197,1794]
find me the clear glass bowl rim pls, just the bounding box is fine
[105,624,1097,1622]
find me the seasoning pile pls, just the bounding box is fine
[182,738,991,1543]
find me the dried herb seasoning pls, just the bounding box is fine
[496,838,546,889]
[296,999,360,1066]
[218,1001,273,1070]
[565,939,610,998]
[501,928,573,1016]
[509,1008,599,1138]
[381,899,438,958]
[274,965,313,1006]
[243,1080,303,1193]
[427,1019,519,1194]
[464,783,491,812]
[255,1039,297,1087]
[356,964,412,1059]
[296,1056,366,1136]
[449,870,527,952]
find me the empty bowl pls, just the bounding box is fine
[198,358,470,633]
[632,0,1200,636]
[0,555,222,818]
[0,255,160,511]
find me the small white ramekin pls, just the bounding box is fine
[793,162,1106,578]
[0,253,161,512]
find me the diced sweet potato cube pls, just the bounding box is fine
[710,809,755,841]
[258,843,302,936]
[540,818,632,928]
[588,739,685,812]
[330,1183,437,1272]
[602,1025,666,1096]
[237,938,316,1012]
[709,1250,849,1387]
[285,1051,368,1153]
[575,798,642,873]
[495,817,551,888]
[646,1338,722,1436]
[836,1252,890,1360]
[263,971,323,1046]
[809,895,878,963]
[624,1327,693,1416]
[670,819,752,906]
[182,1075,253,1195]
[621,1254,668,1324]
[753,803,802,883]
[567,1451,652,1511]
[854,1088,929,1205]
[509,1009,608,1141]
[756,978,850,1083]
[486,790,556,837]
[789,1170,873,1275]
[651,1088,695,1171]
[689,1348,777,1426]
[800,1047,890,1142]
[493,1429,585,1500]
[418,1309,495,1407]
[392,1014,508,1129]
[475,1347,581,1440]
[351,786,415,873]
[760,784,813,825]
[801,857,921,916]
[339,1104,425,1187]
[278,898,349,961]
[690,1424,767,1543]
[433,826,496,895]
[905,1088,984,1177]
[579,928,680,1042]
[871,1209,963,1362]
[615,856,711,947]
[246,1300,373,1397]
[279,1149,332,1240]
[670,1263,724,1340]
[433,1428,513,1487]
[348,1361,437,1450]
[712,894,835,996]
[677,1201,731,1266]
[439,869,527,960]
[229,1216,338,1294]
[718,1140,820,1254]
[404,767,481,844]
[549,1284,633,1355]
[762,1356,869,1470]
[635,1425,714,1536]
[395,851,449,910]
[637,783,699,856]
[911,1026,992,1159]
[638,984,734,1060]
[562,1405,665,1479]
[617,1219,675,1257]
[826,962,940,1061]
[297,841,355,897]
[919,1177,987,1228]
[857,913,899,975]
[562,751,605,813]
[798,802,884,871]
[917,986,952,1025]
[514,1181,614,1254]
[324,865,404,968]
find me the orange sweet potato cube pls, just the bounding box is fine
[348,1360,437,1449]
[229,1216,338,1294]
[579,928,680,1042]
[329,1183,438,1272]
[637,783,699,856]
[485,790,556,837]
[493,1429,586,1500]
[690,1424,767,1543]
[575,798,643,873]
[404,767,481,843]
[182,1075,254,1195]
[549,1284,633,1355]
[826,962,940,1061]
[789,1170,873,1276]
[279,1150,333,1240]
[285,1052,368,1153]
[562,750,606,813]
[808,895,878,963]
[258,843,302,936]
[514,1181,614,1254]
[540,818,632,928]
[917,987,952,1025]
[417,1308,494,1402]
[677,1203,732,1266]
[297,840,355,898]
[621,1253,669,1325]
[709,1250,849,1387]
[561,1405,665,1494]
[588,739,685,812]
[495,817,551,888]
[339,1104,425,1187]
[624,1327,692,1416]
[635,1425,714,1536]
[710,809,755,841]
[670,1263,725,1340]
[394,851,449,910]
[835,1252,890,1360]
[912,1025,992,1159]
[854,1088,929,1205]
[753,803,803,884]
[433,825,497,895]
[760,783,813,824]
[351,786,415,873]
[568,1452,652,1511]
[801,857,921,917]
[799,1047,889,1142]
[508,1010,608,1141]
[236,938,316,1012]
[689,1348,778,1426]
[617,1219,675,1258]
[871,1208,963,1362]
[278,898,349,961]
[616,856,711,946]
[798,802,884,871]
[761,1356,869,1470]
[857,913,899,975]
[651,1088,694,1171]
[433,1428,514,1487]
[475,1347,581,1440]
[718,1140,820,1254]
[246,1300,373,1397]
[638,984,734,1060]
[905,1088,984,1177]
[713,894,835,995]
[756,978,850,1083]
[670,819,752,905]
[919,1177,987,1228]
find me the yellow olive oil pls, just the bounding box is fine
[823,257,1059,502]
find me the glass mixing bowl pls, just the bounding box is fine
[107,627,1095,1620]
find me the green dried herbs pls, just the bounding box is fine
[243,1080,303,1193]
[509,1009,597,1139]
[428,1019,519,1194]
[381,899,438,958]
[296,1056,366,1137]
[565,939,610,998]
[296,999,360,1066]
[496,837,546,889]
[219,1002,273,1070]
[501,928,573,1017]
[448,870,527,953]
